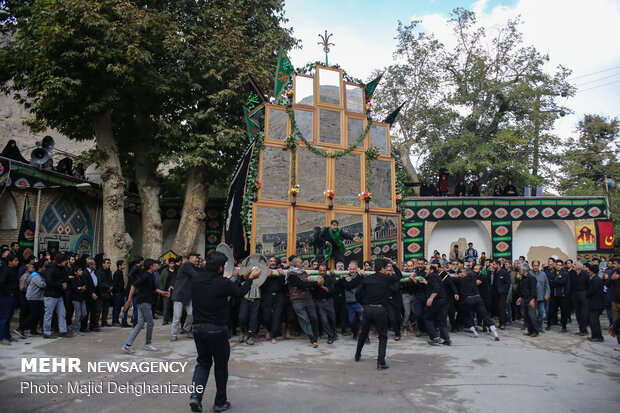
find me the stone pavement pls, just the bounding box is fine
[0,321,618,413]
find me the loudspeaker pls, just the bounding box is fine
[37,135,55,152]
[31,148,50,165]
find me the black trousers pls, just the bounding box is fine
[497,293,508,326]
[548,296,570,328]
[191,324,230,406]
[63,291,73,327]
[334,294,349,333]
[523,300,538,334]
[573,291,588,334]
[18,292,29,330]
[387,296,402,335]
[423,297,450,340]
[101,296,111,326]
[238,299,260,333]
[261,292,283,338]
[589,309,603,339]
[87,296,100,329]
[463,296,495,328]
[315,298,336,339]
[332,249,346,266]
[22,300,44,333]
[355,305,388,365]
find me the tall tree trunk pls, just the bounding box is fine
[94,110,132,269]
[172,166,208,256]
[133,112,163,259]
[397,144,421,196]
[134,154,162,259]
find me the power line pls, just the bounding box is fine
[575,71,620,87]
[576,79,620,93]
[569,65,620,80]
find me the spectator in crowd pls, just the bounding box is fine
[438,175,449,197]
[467,182,480,197]
[454,180,466,196]
[586,263,605,342]
[1,139,28,163]
[493,184,503,196]
[504,180,518,196]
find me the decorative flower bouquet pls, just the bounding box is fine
[365,146,380,160]
[323,188,335,199]
[253,179,261,190]
[285,88,294,98]
[284,135,297,149]
[366,101,372,111]
[395,193,402,201]
[358,191,373,201]
[289,184,300,194]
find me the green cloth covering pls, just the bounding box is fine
[328,228,345,253]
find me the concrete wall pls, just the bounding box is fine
[426,220,492,261]
[513,220,576,263]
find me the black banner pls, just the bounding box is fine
[224,141,256,260]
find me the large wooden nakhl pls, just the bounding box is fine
[251,64,401,268]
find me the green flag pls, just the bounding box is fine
[364,73,384,101]
[273,45,294,99]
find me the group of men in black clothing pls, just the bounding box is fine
[0,248,129,344]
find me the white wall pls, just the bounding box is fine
[513,220,576,262]
[427,221,492,260]
[0,193,17,230]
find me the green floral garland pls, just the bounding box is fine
[296,61,364,86]
[392,149,407,221]
[241,132,264,232]
[286,107,372,158]
[364,146,380,192]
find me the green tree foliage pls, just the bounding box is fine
[557,115,620,252]
[373,8,574,193]
[0,0,296,256]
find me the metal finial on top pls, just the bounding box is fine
[318,30,334,65]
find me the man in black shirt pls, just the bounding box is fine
[0,254,20,345]
[516,267,538,336]
[96,258,114,327]
[571,261,589,336]
[457,264,500,341]
[260,256,285,344]
[419,264,451,345]
[313,263,337,344]
[189,251,261,413]
[122,259,169,353]
[354,258,402,370]
[585,263,604,342]
[112,260,126,326]
[546,259,571,332]
[171,253,200,341]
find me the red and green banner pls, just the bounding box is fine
[247,73,267,116]
[273,45,294,99]
[18,194,36,260]
[596,220,615,250]
[0,157,10,198]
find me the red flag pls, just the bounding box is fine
[596,220,615,250]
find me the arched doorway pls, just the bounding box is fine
[38,194,94,256]
[427,221,491,261]
[513,220,576,263]
[0,192,17,230]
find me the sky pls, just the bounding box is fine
[282,0,620,141]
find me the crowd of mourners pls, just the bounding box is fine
[1,240,618,352]
[419,177,520,197]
